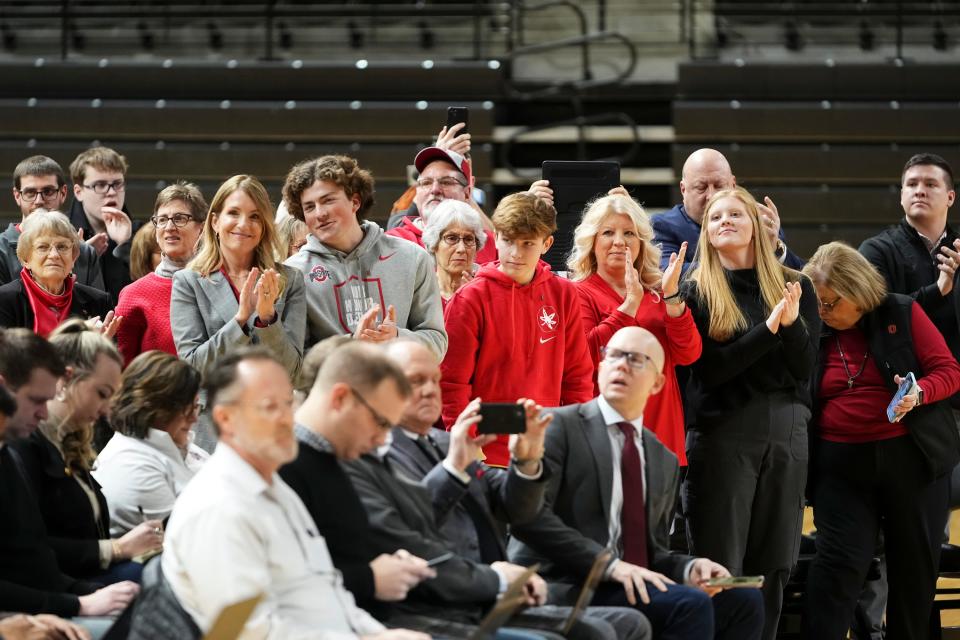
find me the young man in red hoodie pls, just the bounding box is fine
[441,191,594,466]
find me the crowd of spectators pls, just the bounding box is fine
[0,134,958,640]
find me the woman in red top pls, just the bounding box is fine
[568,190,701,463]
[801,242,960,640]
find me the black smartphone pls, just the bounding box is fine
[426,551,455,567]
[477,402,526,435]
[446,106,469,136]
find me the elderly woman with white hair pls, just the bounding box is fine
[421,199,488,307]
[0,210,111,337]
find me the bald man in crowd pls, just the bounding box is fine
[652,148,804,272]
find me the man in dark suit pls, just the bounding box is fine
[509,326,764,640]
[652,148,803,272]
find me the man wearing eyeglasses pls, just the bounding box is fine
[387,145,499,264]
[67,146,141,303]
[0,155,103,289]
[509,326,765,640]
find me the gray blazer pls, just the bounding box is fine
[508,399,694,603]
[387,426,548,562]
[170,265,306,378]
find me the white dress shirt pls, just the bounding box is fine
[93,429,209,536]
[162,443,384,640]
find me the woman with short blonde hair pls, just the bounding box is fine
[681,186,821,639]
[568,190,700,463]
[800,242,959,638]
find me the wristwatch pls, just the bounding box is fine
[916,385,925,406]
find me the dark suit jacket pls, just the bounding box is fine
[278,440,388,611]
[652,203,803,273]
[343,454,500,624]
[0,445,97,617]
[11,430,111,579]
[387,426,547,562]
[508,399,695,603]
[0,278,112,332]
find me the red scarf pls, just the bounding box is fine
[20,267,74,337]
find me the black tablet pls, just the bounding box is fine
[541,160,621,272]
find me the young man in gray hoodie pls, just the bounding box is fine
[283,155,447,359]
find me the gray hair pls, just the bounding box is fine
[16,209,81,264]
[421,200,487,254]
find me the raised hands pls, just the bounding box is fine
[85,310,123,339]
[447,397,496,472]
[936,238,960,296]
[527,179,554,207]
[354,304,399,343]
[507,398,552,472]
[756,196,781,246]
[254,268,281,324]
[766,281,803,334]
[662,241,688,299]
[618,246,645,317]
[79,227,109,256]
[436,122,471,157]
[101,206,132,245]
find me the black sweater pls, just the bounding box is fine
[682,268,821,429]
[0,446,97,617]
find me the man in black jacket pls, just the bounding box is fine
[860,153,960,392]
[67,147,138,304]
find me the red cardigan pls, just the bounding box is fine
[575,272,702,464]
[114,273,177,366]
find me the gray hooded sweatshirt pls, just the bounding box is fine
[285,221,447,359]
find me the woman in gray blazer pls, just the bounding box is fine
[171,175,305,449]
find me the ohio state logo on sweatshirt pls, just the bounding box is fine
[538,305,558,333]
[334,275,385,332]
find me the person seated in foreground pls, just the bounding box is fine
[509,326,765,640]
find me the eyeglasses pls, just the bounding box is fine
[601,347,654,371]
[441,233,478,248]
[416,177,467,190]
[350,387,393,431]
[81,180,125,195]
[818,296,842,312]
[151,213,196,229]
[17,186,61,202]
[34,241,73,256]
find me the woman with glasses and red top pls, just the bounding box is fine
[114,183,207,365]
[171,175,306,451]
[568,189,700,464]
[801,242,960,639]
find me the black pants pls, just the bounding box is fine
[684,397,808,640]
[803,435,950,640]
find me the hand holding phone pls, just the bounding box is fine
[477,403,527,435]
[887,372,918,423]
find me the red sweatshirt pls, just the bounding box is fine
[114,273,177,366]
[441,261,594,466]
[386,215,498,264]
[575,273,702,464]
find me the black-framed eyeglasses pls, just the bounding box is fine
[82,180,125,195]
[17,186,61,202]
[350,387,393,431]
[416,177,467,190]
[151,213,196,229]
[818,296,842,312]
[441,233,478,248]
[600,347,654,371]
